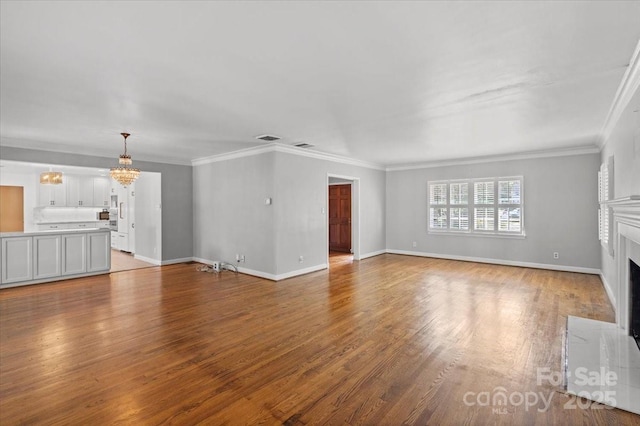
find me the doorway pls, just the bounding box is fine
[0,186,24,232]
[327,174,360,267]
[328,183,351,253]
[110,171,162,272]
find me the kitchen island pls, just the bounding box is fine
[0,228,110,288]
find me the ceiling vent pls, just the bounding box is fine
[293,142,314,148]
[255,134,281,142]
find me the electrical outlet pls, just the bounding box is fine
[299,255,304,263]
[553,252,559,259]
[240,255,245,263]
[412,241,417,248]
[236,254,240,262]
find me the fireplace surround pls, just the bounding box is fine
[631,259,640,350]
[611,196,640,335]
[565,196,640,415]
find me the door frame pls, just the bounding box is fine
[326,174,360,265]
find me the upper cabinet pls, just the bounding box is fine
[66,175,94,207]
[93,177,110,208]
[38,181,67,207]
[38,175,112,207]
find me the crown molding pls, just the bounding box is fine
[191,144,275,166]
[599,38,640,147]
[0,139,193,166]
[192,143,385,170]
[385,145,600,172]
[271,143,385,170]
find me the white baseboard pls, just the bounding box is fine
[359,249,387,260]
[192,257,277,280]
[191,257,212,266]
[191,257,327,281]
[599,272,617,309]
[237,266,277,281]
[274,263,328,281]
[385,249,600,275]
[134,254,162,266]
[161,257,195,266]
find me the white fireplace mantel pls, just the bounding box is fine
[608,196,640,226]
[609,196,640,331]
[564,196,640,415]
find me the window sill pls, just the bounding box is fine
[428,230,526,239]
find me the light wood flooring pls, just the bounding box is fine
[1,254,637,424]
[110,249,156,272]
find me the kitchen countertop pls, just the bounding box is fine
[0,228,110,238]
[34,220,111,224]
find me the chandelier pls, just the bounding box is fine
[40,171,63,184]
[110,132,140,187]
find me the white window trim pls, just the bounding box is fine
[598,157,614,256]
[428,176,525,238]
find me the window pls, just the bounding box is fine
[474,181,495,231]
[428,176,524,236]
[428,183,448,229]
[498,180,521,232]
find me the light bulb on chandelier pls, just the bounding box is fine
[110,132,140,187]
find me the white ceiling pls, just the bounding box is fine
[1,1,639,166]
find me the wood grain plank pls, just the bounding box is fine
[1,254,636,424]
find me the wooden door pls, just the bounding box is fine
[328,184,351,252]
[0,186,24,232]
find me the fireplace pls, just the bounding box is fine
[631,259,640,350]
[564,196,640,415]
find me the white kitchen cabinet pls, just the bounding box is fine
[1,237,33,284]
[95,221,110,229]
[38,181,66,206]
[113,232,129,252]
[74,222,95,230]
[93,177,111,207]
[37,223,70,231]
[61,233,86,275]
[87,232,110,272]
[1,230,110,288]
[110,231,118,249]
[33,235,61,279]
[66,175,94,207]
[116,184,129,232]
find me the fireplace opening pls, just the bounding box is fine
[631,259,640,351]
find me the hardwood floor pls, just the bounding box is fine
[110,249,156,272]
[0,254,637,424]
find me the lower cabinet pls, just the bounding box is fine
[110,232,129,252]
[33,235,61,280]
[87,232,110,272]
[1,237,33,284]
[1,231,110,287]
[61,233,87,275]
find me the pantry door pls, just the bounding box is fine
[0,186,24,232]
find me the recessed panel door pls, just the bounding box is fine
[328,184,351,253]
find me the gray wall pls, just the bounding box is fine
[600,87,640,303]
[192,150,387,277]
[274,152,386,275]
[3,142,608,277]
[0,146,193,262]
[192,152,276,274]
[135,171,163,263]
[386,153,601,269]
